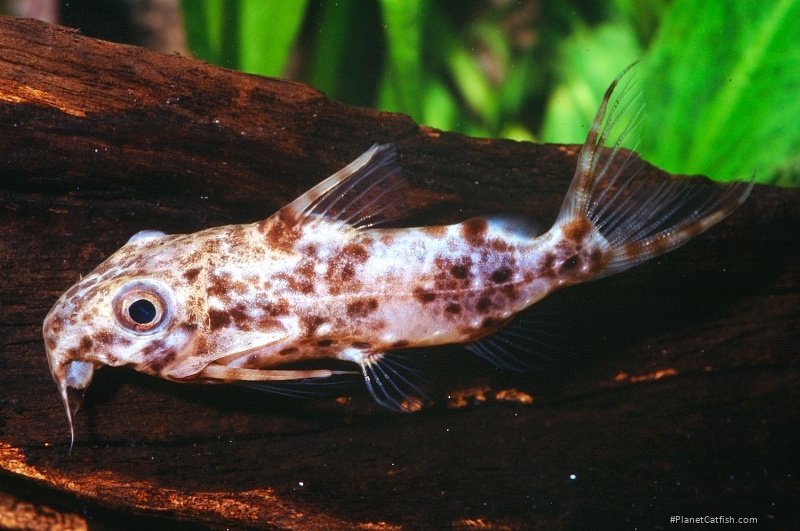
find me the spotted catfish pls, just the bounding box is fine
[43,66,752,448]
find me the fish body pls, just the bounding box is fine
[43,66,753,447]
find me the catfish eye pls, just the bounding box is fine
[129,299,157,324]
[113,281,172,334]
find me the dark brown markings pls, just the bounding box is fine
[208,308,231,330]
[278,257,317,294]
[392,339,410,348]
[445,302,461,314]
[263,300,290,317]
[488,238,511,253]
[183,267,201,282]
[559,255,580,273]
[351,341,371,349]
[587,248,607,274]
[346,298,379,318]
[476,296,492,313]
[450,263,470,279]
[316,339,334,347]
[490,266,513,284]
[279,347,299,355]
[259,208,304,253]
[538,252,558,278]
[179,322,198,334]
[257,299,289,330]
[228,304,251,329]
[413,286,437,304]
[278,272,315,295]
[47,316,64,335]
[379,233,396,246]
[562,217,592,242]
[422,225,448,238]
[207,272,232,298]
[326,242,370,293]
[44,335,57,352]
[461,217,488,247]
[296,258,316,279]
[79,336,94,351]
[302,314,327,335]
[95,330,131,348]
[148,348,177,373]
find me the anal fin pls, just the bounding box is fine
[465,307,562,372]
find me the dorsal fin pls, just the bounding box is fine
[282,144,409,229]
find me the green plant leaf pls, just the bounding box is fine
[238,0,308,77]
[183,0,225,65]
[378,0,425,121]
[638,0,800,184]
[540,20,642,145]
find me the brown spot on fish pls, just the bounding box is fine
[346,298,379,318]
[148,348,177,373]
[476,296,492,313]
[562,217,592,242]
[490,266,513,284]
[279,347,299,355]
[326,242,370,292]
[302,314,327,335]
[228,304,251,329]
[445,302,461,314]
[461,217,488,247]
[422,225,447,238]
[45,335,57,352]
[183,267,201,282]
[208,309,231,330]
[316,339,334,347]
[392,340,410,348]
[275,271,315,295]
[488,238,511,253]
[450,262,471,279]
[413,287,437,304]
[586,248,607,275]
[259,208,303,253]
[79,336,93,351]
[343,243,369,263]
[47,316,64,335]
[207,273,231,298]
[351,341,371,350]
[263,300,290,317]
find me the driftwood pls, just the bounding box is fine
[0,16,798,530]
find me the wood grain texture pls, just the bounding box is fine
[1,16,798,530]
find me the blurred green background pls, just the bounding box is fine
[182,0,800,186]
[3,0,795,184]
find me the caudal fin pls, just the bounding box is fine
[557,63,754,278]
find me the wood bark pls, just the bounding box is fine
[0,16,798,530]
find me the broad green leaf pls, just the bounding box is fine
[238,0,308,77]
[378,0,425,121]
[422,78,459,132]
[638,0,800,184]
[449,47,499,127]
[540,21,642,145]
[183,0,225,64]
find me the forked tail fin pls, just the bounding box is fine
[557,63,754,278]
